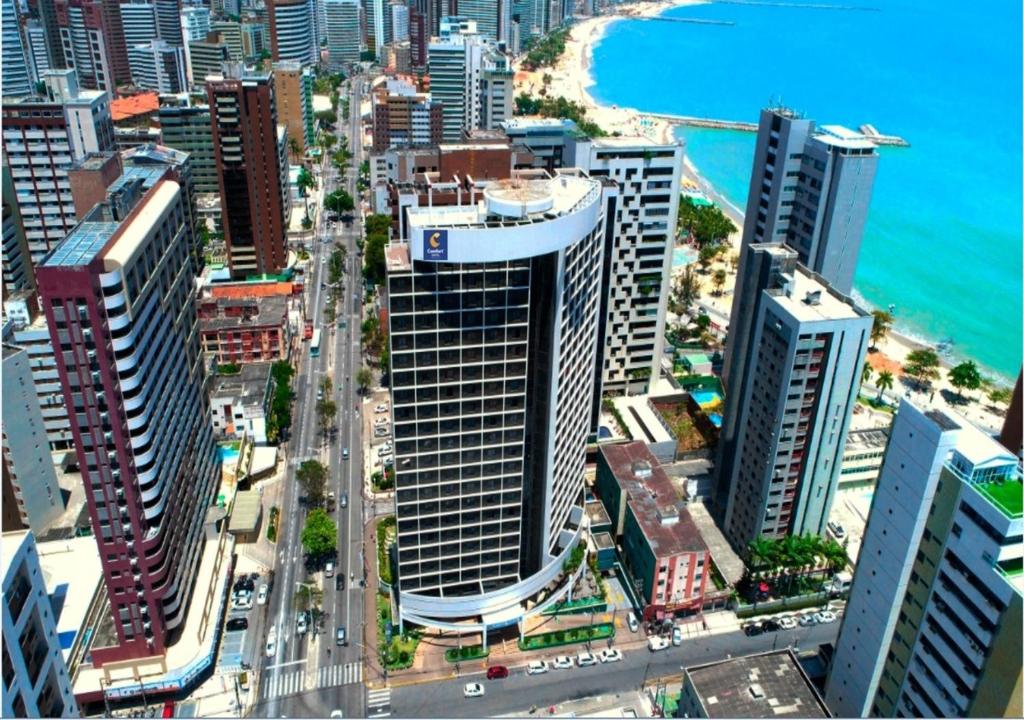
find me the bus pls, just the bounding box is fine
[310,329,322,357]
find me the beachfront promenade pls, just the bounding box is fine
[643,113,910,146]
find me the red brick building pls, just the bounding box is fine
[199,295,290,364]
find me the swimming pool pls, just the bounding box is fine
[672,246,698,268]
[690,389,723,408]
[708,413,723,428]
[218,446,240,463]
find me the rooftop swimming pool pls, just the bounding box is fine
[708,413,723,428]
[218,446,240,463]
[690,389,723,408]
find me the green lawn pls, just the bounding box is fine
[976,479,1023,519]
[444,645,488,663]
[518,623,615,651]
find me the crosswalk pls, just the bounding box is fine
[367,688,392,718]
[260,662,364,700]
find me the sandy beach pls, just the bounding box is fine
[513,1,1015,432]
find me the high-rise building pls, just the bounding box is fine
[128,40,187,93]
[386,171,606,633]
[180,5,209,41]
[1000,369,1022,457]
[1,155,36,300]
[211,19,244,60]
[207,71,289,276]
[2,346,63,534]
[364,0,386,58]
[35,166,219,664]
[267,0,315,64]
[55,0,132,93]
[370,79,443,151]
[118,0,157,48]
[240,20,267,58]
[719,261,871,550]
[1,71,115,263]
[23,20,52,85]
[408,3,426,69]
[273,60,315,156]
[158,94,217,192]
[457,0,498,39]
[825,400,1022,718]
[325,0,361,70]
[7,313,75,453]
[390,1,408,41]
[152,0,181,45]
[35,0,68,69]
[741,107,879,297]
[1,530,79,717]
[2,0,35,97]
[187,31,230,85]
[572,137,684,398]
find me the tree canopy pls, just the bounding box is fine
[513,94,606,138]
[296,460,327,506]
[363,214,391,285]
[904,348,941,386]
[870,310,893,348]
[301,509,337,558]
[521,27,570,70]
[677,198,737,247]
[325,189,354,214]
[948,360,982,399]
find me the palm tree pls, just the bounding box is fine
[712,268,727,296]
[821,539,849,575]
[876,370,894,401]
[747,536,777,577]
[862,361,873,385]
[870,309,893,349]
[288,136,302,163]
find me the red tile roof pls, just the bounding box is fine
[110,92,160,122]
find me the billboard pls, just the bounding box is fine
[423,229,448,261]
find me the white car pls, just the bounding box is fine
[813,610,838,624]
[374,417,389,426]
[377,446,391,457]
[552,656,574,670]
[798,613,818,627]
[526,660,549,675]
[232,594,253,611]
[576,651,598,667]
[463,683,485,698]
[379,455,393,465]
[330,712,344,718]
[627,613,639,633]
[672,626,683,646]
[296,611,308,635]
[256,584,269,605]
[599,648,623,664]
[265,629,277,657]
[374,404,388,413]
[778,616,798,630]
[648,636,670,652]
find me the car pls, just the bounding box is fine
[379,455,393,465]
[162,701,175,719]
[374,428,390,437]
[762,619,781,632]
[336,626,347,646]
[342,448,349,459]
[375,404,388,413]
[599,648,623,663]
[672,626,683,646]
[576,651,598,667]
[226,617,248,632]
[377,446,391,457]
[317,389,324,401]
[648,636,670,651]
[463,683,485,698]
[374,417,389,426]
[485,666,509,679]
[552,656,573,670]
[325,561,335,578]
[296,611,308,635]
[340,493,348,508]
[627,613,639,633]
[256,584,269,605]
[743,623,763,637]
[526,660,548,675]
[814,610,838,624]
[778,616,798,630]
[321,257,327,263]
[329,712,344,719]
[232,595,253,611]
[798,614,818,627]
[265,628,277,657]
[335,575,345,591]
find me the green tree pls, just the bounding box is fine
[698,244,717,273]
[862,361,873,385]
[314,108,336,124]
[821,538,849,575]
[293,582,323,612]
[669,265,700,317]
[325,189,355,214]
[712,268,727,296]
[301,509,337,558]
[296,460,327,506]
[870,309,893,349]
[288,136,302,161]
[987,386,1012,407]
[904,348,941,389]
[363,232,388,284]
[356,367,373,394]
[297,166,316,197]
[948,360,982,401]
[317,398,337,434]
[876,369,894,401]
[320,132,337,151]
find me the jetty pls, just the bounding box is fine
[642,114,910,147]
[712,0,881,10]
[630,16,735,26]
[858,124,910,147]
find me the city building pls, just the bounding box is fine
[365,0,387,58]
[838,427,889,487]
[211,19,244,60]
[680,649,831,718]
[719,261,871,551]
[574,136,684,397]
[7,313,74,452]
[108,91,161,150]
[385,40,412,74]
[209,362,273,444]
[386,170,607,634]
[825,401,1023,718]
[186,31,230,86]
[34,0,68,71]
[267,0,315,64]
[324,0,361,70]
[500,116,579,171]
[54,0,132,94]
[34,165,220,664]
[391,1,408,41]
[370,79,444,151]
[180,5,209,41]
[595,442,710,620]
[3,0,35,97]
[1000,369,1022,457]
[207,71,289,276]
[1,530,79,717]
[740,107,879,300]
[152,0,181,46]
[127,40,187,93]
[118,0,157,48]
[198,295,290,363]
[23,19,52,86]
[273,61,315,156]
[2,345,64,533]
[239,20,267,58]
[2,156,36,299]
[1,71,115,263]
[157,94,217,193]
[457,0,499,40]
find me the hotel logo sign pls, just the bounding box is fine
[423,229,448,261]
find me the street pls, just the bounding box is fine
[252,74,369,720]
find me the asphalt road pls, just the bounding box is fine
[389,623,839,718]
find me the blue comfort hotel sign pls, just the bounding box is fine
[423,229,448,261]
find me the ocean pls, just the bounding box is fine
[589,0,1023,381]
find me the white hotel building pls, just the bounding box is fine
[385,172,608,634]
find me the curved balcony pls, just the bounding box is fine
[99,269,123,289]
[106,311,131,332]
[115,350,140,374]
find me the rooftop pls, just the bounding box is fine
[814,124,877,151]
[227,490,262,533]
[600,442,706,557]
[684,649,830,718]
[611,394,676,446]
[844,427,890,453]
[200,294,289,331]
[500,117,578,131]
[36,536,104,664]
[212,362,272,405]
[110,92,160,122]
[41,221,120,268]
[768,265,864,323]
[974,478,1023,520]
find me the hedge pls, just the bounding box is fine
[518,623,615,651]
[444,645,489,663]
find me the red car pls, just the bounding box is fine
[161,701,175,719]
[486,665,509,680]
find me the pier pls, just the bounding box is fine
[642,114,910,147]
[630,15,735,26]
[711,0,881,10]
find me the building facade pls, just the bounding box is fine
[324,0,361,70]
[127,40,187,93]
[387,172,606,631]
[118,0,156,48]
[157,95,217,193]
[8,315,75,452]
[2,0,35,98]
[267,0,315,64]
[187,32,230,86]
[207,72,289,277]
[209,362,272,444]
[2,156,36,299]
[1,531,79,717]
[35,168,219,664]
[55,0,131,93]
[826,401,1023,718]
[273,61,315,156]
[198,295,290,364]
[370,80,443,152]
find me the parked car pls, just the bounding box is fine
[256,584,269,605]
[552,656,574,670]
[599,648,623,664]
[336,626,347,646]
[813,610,838,624]
[232,594,253,611]
[375,404,388,413]
[672,626,683,646]
[778,616,798,630]
[325,561,335,578]
[374,417,389,426]
[296,611,308,635]
[576,651,598,667]
[463,683,485,698]
[485,666,509,680]
[798,613,818,627]
[526,661,549,675]
[648,636,670,651]
[226,617,248,632]
[627,613,639,633]
[265,628,277,657]
[335,575,345,591]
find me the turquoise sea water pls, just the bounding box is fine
[591,0,1023,380]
